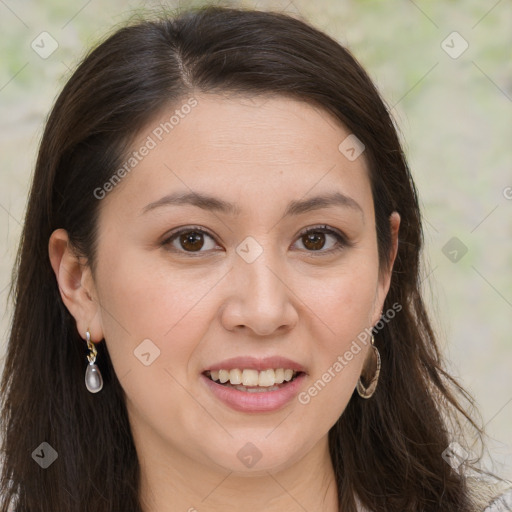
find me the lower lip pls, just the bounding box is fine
[200,373,306,413]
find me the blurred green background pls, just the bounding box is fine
[1,0,511,480]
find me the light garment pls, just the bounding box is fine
[353,476,512,512]
[469,476,512,511]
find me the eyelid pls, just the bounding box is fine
[295,224,349,243]
[164,225,217,240]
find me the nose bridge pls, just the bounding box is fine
[224,234,297,335]
[238,236,285,305]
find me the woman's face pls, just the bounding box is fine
[82,94,398,475]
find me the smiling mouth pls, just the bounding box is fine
[203,368,304,392]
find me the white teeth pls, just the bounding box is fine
[229,368,242,385]
[235,384,281,392]
[242,369,259,386]
[274,368,285,384]
[283,369,294,382]
[258,369,275,387]
[218,369,230,384]
[206,368,299,387]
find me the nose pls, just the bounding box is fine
[220,248,299,337]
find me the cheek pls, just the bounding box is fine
[299,253,379,420]
[93,250,222,438]
[309,248,379,341]
[93,244,223,382]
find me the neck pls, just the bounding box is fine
[137,434,339,512]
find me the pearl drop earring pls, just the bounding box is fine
[85,329,103,393]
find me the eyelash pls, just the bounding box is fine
[161,224,351,257]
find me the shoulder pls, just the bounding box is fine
[466,475,512,511]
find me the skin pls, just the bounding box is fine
[49,93,400,512]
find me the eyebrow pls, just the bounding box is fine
[141,191,364,219]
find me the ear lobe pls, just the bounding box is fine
[48,228,101,338]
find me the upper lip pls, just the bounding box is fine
[202,356,307,374]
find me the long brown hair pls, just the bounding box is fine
[1,5,487,511]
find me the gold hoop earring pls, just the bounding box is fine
[85,329,103,393]
[356,335,381,399]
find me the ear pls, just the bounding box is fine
[48,228,103,343]
[372,211,400,326]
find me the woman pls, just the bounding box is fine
[0,5,510,512]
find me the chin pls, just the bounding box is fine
[200,437,308,475]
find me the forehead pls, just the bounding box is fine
[98,93,373,219]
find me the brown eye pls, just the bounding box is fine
[293,225,348,254]
[179,231,205,252]
[302,231,326,251]
[162,228,218,254]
